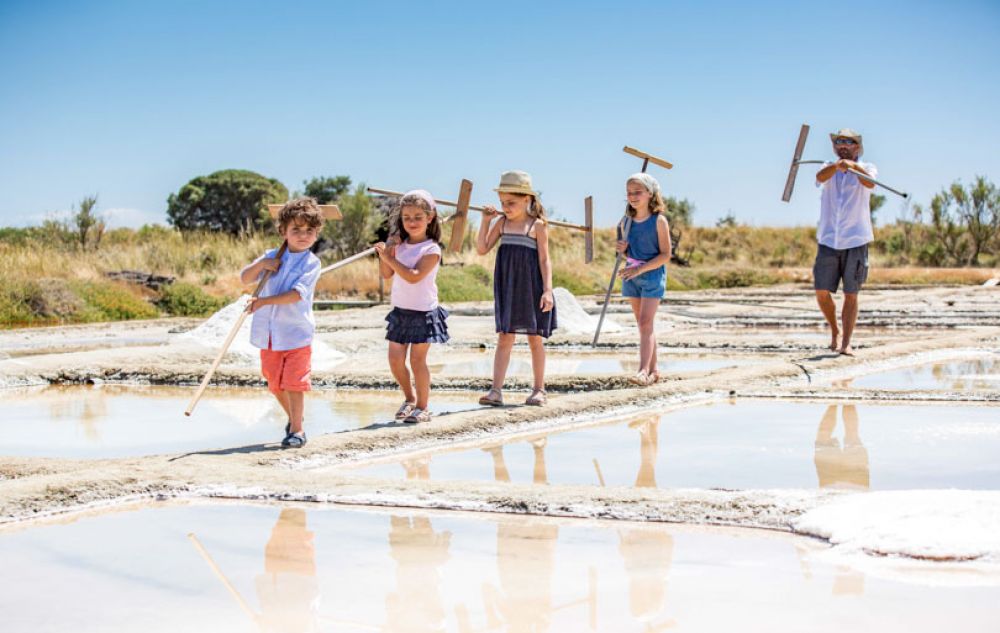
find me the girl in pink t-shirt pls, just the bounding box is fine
[374,190,449,424]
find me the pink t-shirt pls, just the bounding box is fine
[390,239,442,311]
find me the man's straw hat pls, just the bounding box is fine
[494,170,538,197]
[830,128,864,156]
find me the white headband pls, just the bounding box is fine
[627,173,661,197]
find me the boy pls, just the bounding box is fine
[241,198,324,448]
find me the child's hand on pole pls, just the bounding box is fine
[375,237,397,261]
[482,204,501,220]
[245,297,268,313]
[615,240,628,255]
[260,258,281,273]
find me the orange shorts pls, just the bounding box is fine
[260,344,312,394]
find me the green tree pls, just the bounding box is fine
[715,212,738,228]
[663,196,695,265]
[166,169,288,234]
[323,183,381,260]
[929,176,1000,266]
[72,195,105,249]
[664,196,694,226]
[870,193,886,224]
[302,175,351,204]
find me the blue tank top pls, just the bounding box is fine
[626,214,661,261]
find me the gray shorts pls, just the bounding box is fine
[813,243,869,294]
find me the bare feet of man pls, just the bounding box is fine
[838,344,855,356]
[829,329,840,352]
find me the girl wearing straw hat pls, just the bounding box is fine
[475,170,557,407]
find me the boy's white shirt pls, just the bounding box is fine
[815,161,878,250]
[242,248,321,351]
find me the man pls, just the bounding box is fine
[814,128,877,356]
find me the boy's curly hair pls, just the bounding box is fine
[277,197,325,232]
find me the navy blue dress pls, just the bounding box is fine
[493,218,557,338]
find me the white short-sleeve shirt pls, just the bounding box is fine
[242,248,321,351]
[816,161,879,250]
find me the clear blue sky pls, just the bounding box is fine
[1,0,998,229]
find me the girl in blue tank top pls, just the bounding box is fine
[617,173,672,386]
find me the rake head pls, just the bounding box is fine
[781,124,810,202]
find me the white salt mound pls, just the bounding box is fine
[179,295,345,369]
[794,490,1000,562]
[553,287,621,335]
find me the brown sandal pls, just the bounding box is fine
[478,388,504,406]
[395,401,416,420]
[525,389,547,406]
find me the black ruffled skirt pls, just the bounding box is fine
[385,306,450,344]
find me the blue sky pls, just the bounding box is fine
[1,0,998,229]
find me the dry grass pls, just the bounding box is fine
[2,223,997,328]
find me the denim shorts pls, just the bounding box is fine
[622,266,666,299]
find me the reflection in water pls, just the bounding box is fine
[353,401,1000,491]
[480,440,558,632]
[841,357,1000,391]
[9,502,997,632]
[486,518,558,633]
[620,417,674,627]
[814,405,870,490]
[3,384,481,458]
[618,525,673,629]
[255,509,320,632]
[630,416,660,488]
[484,437,551,485]
[385,516,451,633]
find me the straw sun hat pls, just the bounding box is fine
[830,128,863,156]
[494,170,538,196]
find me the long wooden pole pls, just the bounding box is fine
[592,157,650,346]
[367,187,591,232]
[187,533,258,621]
[184,242,287,416]
[319,246,377,275]
[795,160,909,198]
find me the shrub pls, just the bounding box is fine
[71,281,159,321]
[156,282,229,317]
[438,264,494,302]
[696,268,777,289]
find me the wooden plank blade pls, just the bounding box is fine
[782,124,810,202]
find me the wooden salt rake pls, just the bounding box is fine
[184,204,342,417]
[592,146,674,347]
[368,183,596,263]
[782,123,909,201]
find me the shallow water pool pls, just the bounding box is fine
[0,385,481,458]
[1,501,996,632]
[840,356,1000,391]
[346,400,1000,491]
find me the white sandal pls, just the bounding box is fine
[628,370,649,386]
[404,408,431,424]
